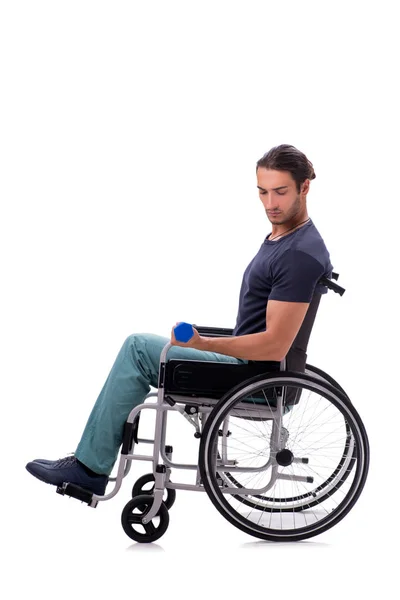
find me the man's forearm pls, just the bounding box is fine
[199,331,283,362]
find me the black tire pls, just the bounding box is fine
[121,494,169,543]
[305,363,351,401]
[199,370,369,542]
[132,473,176,509]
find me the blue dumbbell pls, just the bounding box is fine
[174,322,194,342]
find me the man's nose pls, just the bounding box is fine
[263,200,280,211]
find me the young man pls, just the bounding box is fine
[26,143,333,496]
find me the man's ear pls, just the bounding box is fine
[300,179,310,195]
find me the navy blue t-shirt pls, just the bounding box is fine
[232,218,334,336]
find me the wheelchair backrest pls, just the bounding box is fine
[284,291,322,373]
[272,292,322,407]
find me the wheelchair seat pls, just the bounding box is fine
[163,358,281,400]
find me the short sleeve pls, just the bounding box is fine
[269,249,325,303]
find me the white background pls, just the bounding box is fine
[1,0,398,597]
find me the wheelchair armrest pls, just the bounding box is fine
[192,324,234,337]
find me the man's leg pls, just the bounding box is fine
[27,332,246,493]
[74,332,247,476]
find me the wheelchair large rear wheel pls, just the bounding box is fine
[199,371,369,542]
[220,364,356,512]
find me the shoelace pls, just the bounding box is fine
[54,455,77,468]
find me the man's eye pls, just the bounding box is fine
[259,190,286,195]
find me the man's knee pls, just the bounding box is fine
[126,332,168,350]
[126,333,138,344]
[125,333,155,347]
[124,333,144,354]
[124,333,160,362]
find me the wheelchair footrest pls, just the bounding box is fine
[56,482,98,507]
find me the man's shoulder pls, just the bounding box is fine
[291,221,330,264]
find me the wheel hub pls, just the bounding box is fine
[276,448,294,466]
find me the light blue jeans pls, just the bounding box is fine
[74,333,247,475]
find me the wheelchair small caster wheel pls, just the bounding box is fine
[121,494,169,543]
[132,473,176,509]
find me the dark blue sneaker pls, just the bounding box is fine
[26,456,109,496]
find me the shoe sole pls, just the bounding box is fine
[25,463,106,496]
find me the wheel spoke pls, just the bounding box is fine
[127,512,144,525]
[144,520,157,535]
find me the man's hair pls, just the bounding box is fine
[256,144,316,193]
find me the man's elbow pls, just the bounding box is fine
[275,349,287,362]
[262,332,287,362]
[276,340,293,362]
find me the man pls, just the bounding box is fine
[26,143,333,496]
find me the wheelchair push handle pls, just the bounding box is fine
[174,322,194,342]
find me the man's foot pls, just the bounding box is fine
[26,456,109,496]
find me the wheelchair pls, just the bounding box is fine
[57,272,370,543]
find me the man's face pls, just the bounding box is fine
[256,168,307,224]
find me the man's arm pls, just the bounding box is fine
[199,329,282,361]
[199,299,310,361]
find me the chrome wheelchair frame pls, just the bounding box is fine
[57,272,370,543]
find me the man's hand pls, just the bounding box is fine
[170,322,204,350]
